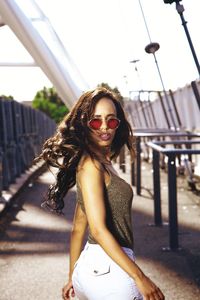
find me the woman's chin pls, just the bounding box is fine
[98,140,112,147]
[90,135,113,149]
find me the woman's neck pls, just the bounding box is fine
[101,146,111,161]
[90,144,111,163]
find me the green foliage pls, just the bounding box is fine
[32,86,69,123]
[97,82,124,105]
[0,95,14,100]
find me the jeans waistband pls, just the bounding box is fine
[84,242,135,260]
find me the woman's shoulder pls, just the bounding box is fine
[77,153,104,177]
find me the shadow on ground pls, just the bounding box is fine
[0,171,200,292]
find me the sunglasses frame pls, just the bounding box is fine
[88,117,121,130]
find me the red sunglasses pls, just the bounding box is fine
[88,117,120,130]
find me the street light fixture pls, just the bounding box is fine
[130,59,143,91]
[130,59,140,65]
[163,0,182,3]
[145,42,160,54]
[130,59,140,75]
[163,0,200,77]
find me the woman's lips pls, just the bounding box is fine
[99,133,111,141]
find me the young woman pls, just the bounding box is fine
[38,87,165,300]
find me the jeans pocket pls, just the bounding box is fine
[86,260,111,276]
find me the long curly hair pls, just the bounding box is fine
[36,87,135,214]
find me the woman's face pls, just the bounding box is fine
[88,97,118,150]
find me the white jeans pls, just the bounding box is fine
[72,242,143,300]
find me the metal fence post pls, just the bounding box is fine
[169,90,182,128]
[5,100,17,182]
[157,91,171,128]
[12,101,23,175]
[0,99,10,189]
[152,150,162,226]
[168,154,179,250]
[0,148,3,196]
[136,136,141,195]
[191,80,200,111]
[119,146,126,173]
[131,160,135,186]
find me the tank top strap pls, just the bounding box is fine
[101,162,113,177]
[101,161,107,171]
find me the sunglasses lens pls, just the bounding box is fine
[89,118,120,130]
[89,119,102,130]
[107,118,120,129]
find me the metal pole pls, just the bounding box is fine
[131,160,135,186]
[191,81,200,111]
[134,101,143,127]
[176,2,200,77]
[152,53,177,129]
[148,92,157,127]
[143,93,154,128]
[136,137,141,195]
[157,91,171,128]
[169,89,182,127]
[130,60,150,128]
[139,93,149,127]
[168,154,179,250]
[138,0,177,129]
[119,146,126,173]
[0,148,2,197]
[126,105,136,127]
[153,150,162,226]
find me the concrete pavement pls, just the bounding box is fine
[0,159,200,300]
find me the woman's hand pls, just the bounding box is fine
[62,279,75,300]
[135,274,165,300]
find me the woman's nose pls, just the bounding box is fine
[100,119,108,130]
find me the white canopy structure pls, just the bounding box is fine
[0,0,88,107]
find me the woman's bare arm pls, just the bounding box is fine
[77,156,164,300]
[68,203,88,280]
[62,203,87,299]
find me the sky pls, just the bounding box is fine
[0,0,200,101]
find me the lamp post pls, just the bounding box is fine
[137,0,177,129]
[145,42,176,129]
[163,0,200,77]
[130,60,158,128]
[130,59,143,92]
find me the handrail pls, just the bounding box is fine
[147,139,200,250]
[0,97,56,198]
[148,140,200,154]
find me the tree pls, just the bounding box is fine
[0,95,14,100]
[32,86,69,123]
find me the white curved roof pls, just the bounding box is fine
[0,0,88,107]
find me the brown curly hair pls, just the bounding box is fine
[36,87,135,214]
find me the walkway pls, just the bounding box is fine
[0,159,200,300]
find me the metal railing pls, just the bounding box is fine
[0,97,56,196]
[147,139,200,250]
[118,130,200,250]
[132,131,200,195]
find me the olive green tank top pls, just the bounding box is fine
[76,167,134,249]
